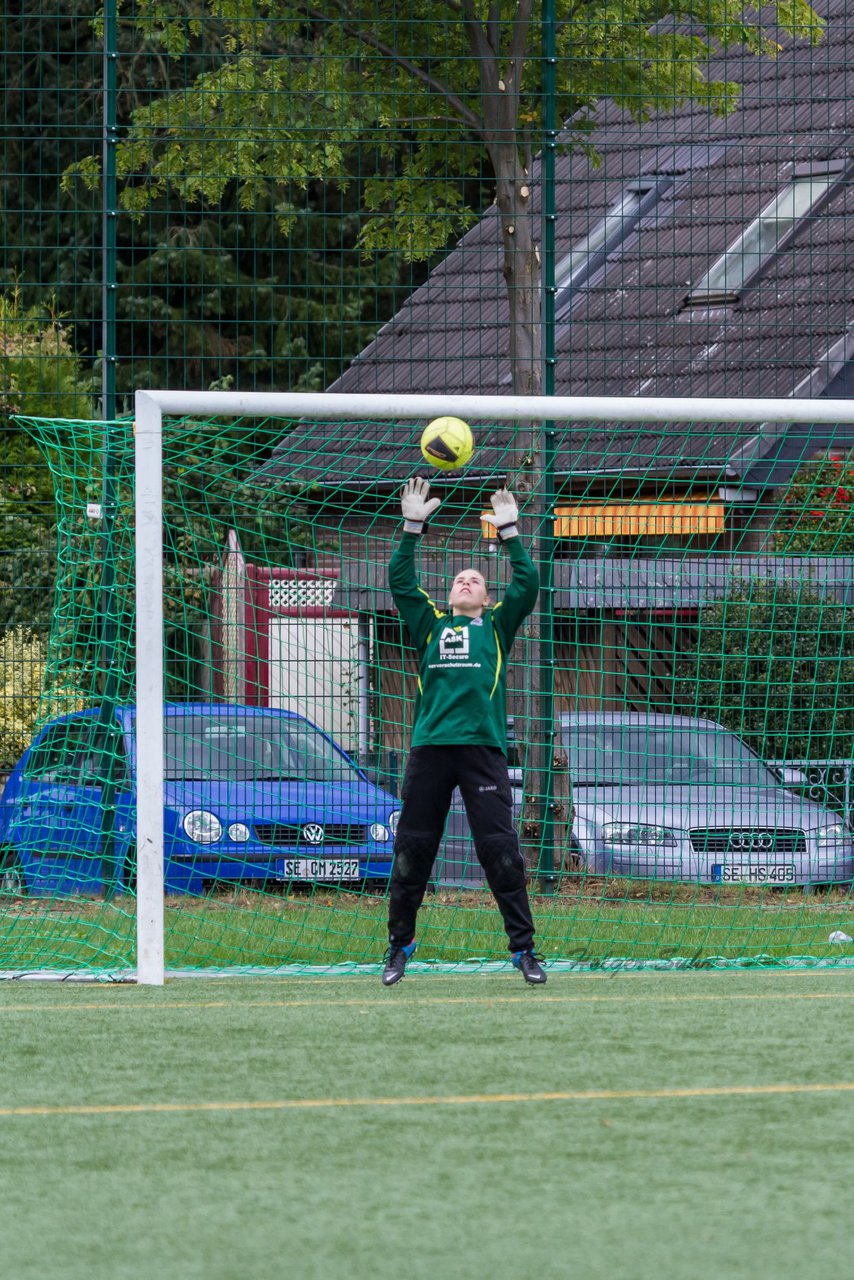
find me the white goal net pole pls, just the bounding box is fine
[135,392,166,984]
[133,389,854,984]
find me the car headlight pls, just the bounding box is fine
[370,822,391,842]
[602,822,679,848]
[228,822,250,843]
[388,810,401,837]
[183,810,223,844]
[816,823,847,848]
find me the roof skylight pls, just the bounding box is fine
[686,170,839,304]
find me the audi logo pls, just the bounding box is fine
[728,832,775,852]
[301,823,325,845]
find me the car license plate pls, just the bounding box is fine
[712,864,796,884]
[277,858,360,881]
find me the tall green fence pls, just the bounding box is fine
[2,0,854,975]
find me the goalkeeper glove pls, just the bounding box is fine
[400,477,441,535]
[490,487,519,541]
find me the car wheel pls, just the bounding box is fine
[0,852,26,897]
[361,878,390,895]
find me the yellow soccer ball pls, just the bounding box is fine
[419,417,475,471]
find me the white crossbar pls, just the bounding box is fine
[136,390,854,426]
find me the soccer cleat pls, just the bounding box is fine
[512,949,547,985]
[382,940,417,986]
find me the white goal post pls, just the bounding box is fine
[134,389,854,984]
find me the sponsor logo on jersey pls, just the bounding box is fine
[438,626,470,659]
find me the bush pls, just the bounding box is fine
[0,287,93,422]
[0,506,57,639]
[0,627,88,769]
[0,289,95,653]
[774,452,854,556]
[674,579,854,762]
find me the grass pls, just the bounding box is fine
[3,880,854,972]
[2,969,854,1279]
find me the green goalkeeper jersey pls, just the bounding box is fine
[388,532,539,753]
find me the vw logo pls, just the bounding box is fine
[301,823,325,845]
[728,831,774,852]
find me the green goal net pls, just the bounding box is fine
[3,395,854,979]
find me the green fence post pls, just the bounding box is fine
[97,0,120,899]
[538,0,558,893]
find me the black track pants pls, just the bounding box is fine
[387,745,535,952]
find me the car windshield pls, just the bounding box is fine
[163,715,361,784]
[562,724,779,788]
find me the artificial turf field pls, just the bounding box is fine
[2,969,853,1280]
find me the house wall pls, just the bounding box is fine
[373,613,697,755]
[319,484,778,571]
[298,500,846,758]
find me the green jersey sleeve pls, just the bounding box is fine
[388,532,446,651]
[492,537,539,651]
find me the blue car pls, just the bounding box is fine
[0,704,401,897]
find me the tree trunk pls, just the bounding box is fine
[492,146,542,401]
[466,0,545,873]
[489,145,546,873]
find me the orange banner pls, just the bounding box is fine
[481,502,725,539]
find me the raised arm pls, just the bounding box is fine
[489,487,539,649]
[388,478,445,650]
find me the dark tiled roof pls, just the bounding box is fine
[259,418,731,492]
[267,2,854,489]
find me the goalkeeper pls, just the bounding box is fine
[382,477,546,987]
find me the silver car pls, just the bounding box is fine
[434,712,854,887]
[564,713,854,886]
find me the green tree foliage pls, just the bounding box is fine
[0,0,102,363]
[0,512,57,641]
[675,580,854,762]
[68,0,823,400]
[115,200,413,397]
[0,286,93,570]
[0,290,93,424]
[3,2,402,682]
[2,0,420,409]
[773,452,854,556]
[0,291,95,642]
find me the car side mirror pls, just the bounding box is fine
[778,765,808,788]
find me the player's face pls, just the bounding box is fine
[449,569,489,614]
